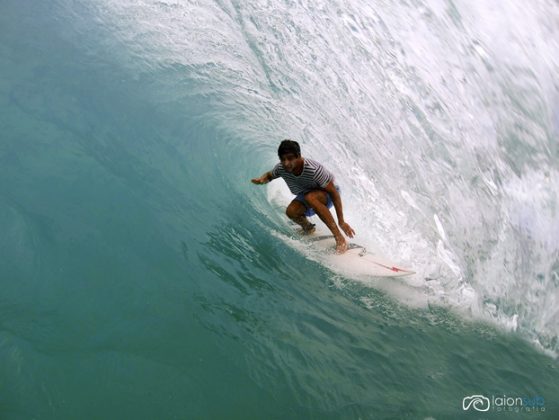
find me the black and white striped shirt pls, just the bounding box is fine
[271,158,334,195]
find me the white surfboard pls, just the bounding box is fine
[305,234,415,278]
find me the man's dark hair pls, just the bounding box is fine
[277,139,301,158]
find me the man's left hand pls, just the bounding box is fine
[339,222,355,238]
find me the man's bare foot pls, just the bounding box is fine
[335,237,347,254]
[299,223,316,235]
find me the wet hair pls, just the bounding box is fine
[277,139,301,158]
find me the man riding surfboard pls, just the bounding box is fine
[251,139,355,253]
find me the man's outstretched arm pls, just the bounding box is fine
[251,171,273,185]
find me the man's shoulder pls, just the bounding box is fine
[303,158,324,168]
[304,158,330,172]
[304,158,334,186]
[272,162,287,177]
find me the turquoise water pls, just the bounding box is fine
[1,0,559,418]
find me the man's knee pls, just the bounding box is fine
[304,190,327,208]
[286,206,295,219]
[286,201,306,219]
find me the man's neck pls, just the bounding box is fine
[293,157,304,176]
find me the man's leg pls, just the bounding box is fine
[286,200,315,233]
[304,190,347,253]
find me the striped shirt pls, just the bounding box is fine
[271,158,334,195]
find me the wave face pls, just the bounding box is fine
[1,0,559,417]
[86,0,559,353]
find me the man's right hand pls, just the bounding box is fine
[251,177,267,185]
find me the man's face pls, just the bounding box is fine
[280,153,300,172]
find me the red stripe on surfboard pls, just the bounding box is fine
[371,260,414,273]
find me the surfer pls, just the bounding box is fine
[251,139,355,253]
